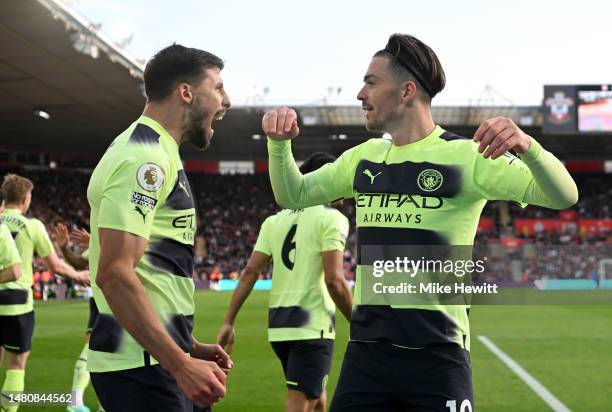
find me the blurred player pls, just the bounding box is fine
[0,174,89,412]
[263,34,578,411]
[52,223,103,412]
[0,189,22,411]
[0,190,21,286]
[217,152,353,412]
[87,44,231,412]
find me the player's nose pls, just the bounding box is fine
[223,92,231,110]
[356,86,367,102]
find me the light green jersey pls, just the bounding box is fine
[269,126,540,351]
[0,223,21,276]
[87,115,196,372]
[0,209,54,315]
[254,205,349,341]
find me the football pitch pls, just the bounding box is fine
[6,291,612,412]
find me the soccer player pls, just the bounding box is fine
[87,44,231,412]
[52,223,101,412]
[263,34,579,411]
[0,174,90,412]
[0,191,21,285]
[0,189,22,411]
[217,152,353,412]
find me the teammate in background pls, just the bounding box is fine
[52,223,103,412]
[0,174,90,412]
[217,152,353,412]
[87,44,231,412]
[0,190,21,285]
[263,34,578,411]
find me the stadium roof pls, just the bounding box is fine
[0,0,145,153]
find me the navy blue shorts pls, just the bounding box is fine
[0,310,34,354]
[271,338,334,399]
[91,364,212,412]
[330,341,473,412]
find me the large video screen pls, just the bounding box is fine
[577,85,612,132]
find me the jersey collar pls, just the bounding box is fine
[137,115,179,149]
[389,125,445,151]
[2,208,22,215]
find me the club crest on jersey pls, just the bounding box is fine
[137,163,164,192]
[417,169,443,192]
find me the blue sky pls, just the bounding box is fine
[68,0,611,106]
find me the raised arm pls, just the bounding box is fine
[473,117,578,209]
[52,223,88,270]
[264,107,353,209]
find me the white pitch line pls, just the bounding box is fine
[477,335,571,412]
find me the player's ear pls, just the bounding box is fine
[179,83,193,104]
[400,80,417,102]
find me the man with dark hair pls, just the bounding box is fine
[263,33,578,411]
[217,152,353,412]
[0,174,89,412]
[87,44,231,411]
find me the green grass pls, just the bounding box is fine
[4,291,612,411]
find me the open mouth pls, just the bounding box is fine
[208,111,226,134]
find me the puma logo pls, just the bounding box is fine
[134,206,149,222]
[363,169,382,184]
[178,181,190,198]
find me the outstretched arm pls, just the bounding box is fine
[41,253,90,285]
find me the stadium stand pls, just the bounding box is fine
[1,166,609,299]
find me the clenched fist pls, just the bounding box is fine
[262,106,300,140]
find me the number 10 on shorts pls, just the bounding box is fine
[446,399,473,412]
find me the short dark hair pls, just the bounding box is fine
[299,152,337,174]
[144,43,224,101]
[374,34,446,100]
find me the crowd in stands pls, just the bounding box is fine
[507,173,611,220]
[1,168,609,297]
